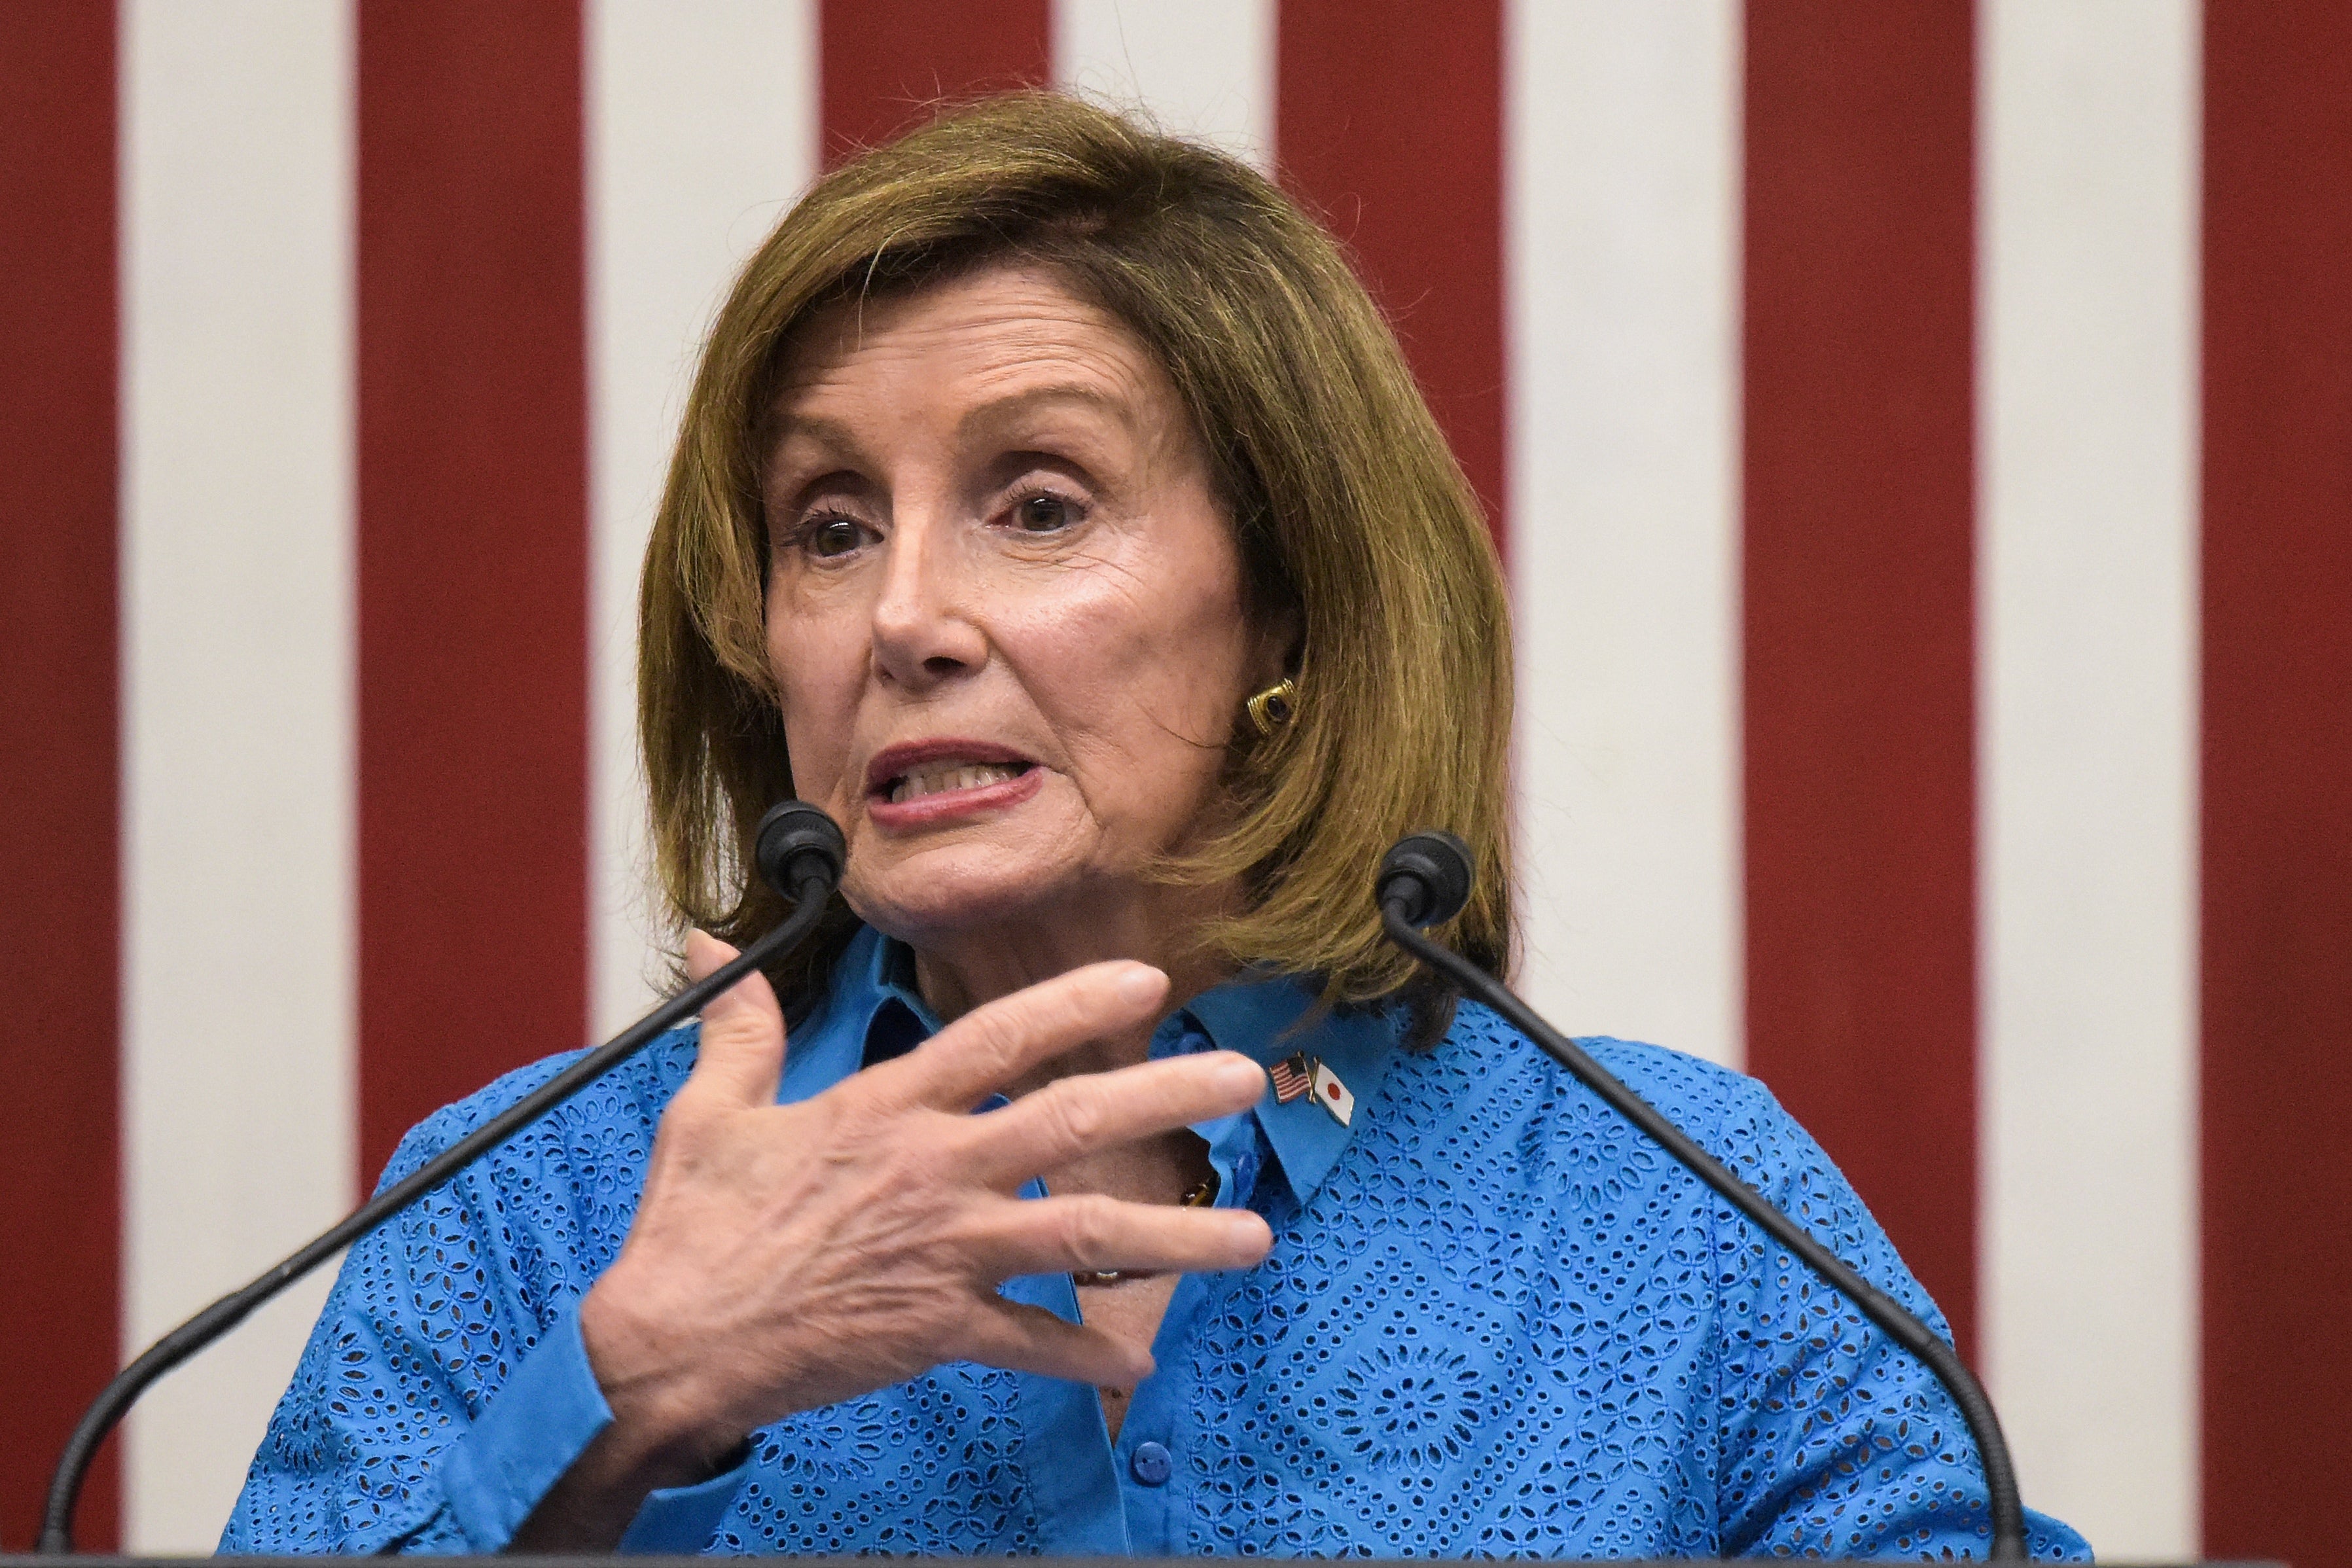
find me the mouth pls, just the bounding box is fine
[864,739,1041,819]
[881,758,1035,805]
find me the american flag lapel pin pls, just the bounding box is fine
[1268,1051,1313,1104]
[1309,1060,1355,1126]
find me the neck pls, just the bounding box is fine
[906,877,1239,1077]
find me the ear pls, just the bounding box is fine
[1249,602,1304,690]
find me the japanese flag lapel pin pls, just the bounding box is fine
[1309,1059,1355,1126]
[1268,1051,1313,1104]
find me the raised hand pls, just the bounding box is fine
[520,933,1272,1547]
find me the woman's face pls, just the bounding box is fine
[762,266,1280,950]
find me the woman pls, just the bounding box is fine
[224,96,2086,1558]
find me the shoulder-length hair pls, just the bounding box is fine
[641,92,1512,1033]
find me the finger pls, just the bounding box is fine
[874,961,1170,1112]
[950,1294,1157,1390]
[963,1050,1268,1187]
[967,1192,1274,1281]
[679,929,786,1107]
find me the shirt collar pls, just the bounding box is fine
[772,925,1401,1207]
[1175,967,1401,1205]
[774,925,931,1105]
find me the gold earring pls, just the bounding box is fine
[1245,677,1299,738]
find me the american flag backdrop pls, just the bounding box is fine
[3,0,2347,1559]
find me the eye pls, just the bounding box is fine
[802,515,868,559]
[1011,491,1080,533]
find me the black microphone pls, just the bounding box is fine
[1374,832,2029,1563]
[37,801,848,1555]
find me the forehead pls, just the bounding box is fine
[770,265,1174,433]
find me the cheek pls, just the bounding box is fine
[766,607,866,800]
[1012,558,1255,779]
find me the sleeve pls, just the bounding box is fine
[217,1049,743,1555]
[1690,1073,2092,1560]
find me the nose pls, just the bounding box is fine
[869,505,988,692]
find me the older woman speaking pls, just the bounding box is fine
[225,97,2085,1558]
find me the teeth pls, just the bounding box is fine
[889,762,1024,804]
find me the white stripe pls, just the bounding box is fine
[120,0,355,1549]
[1054,0,1275,173]
[1506,0,1743,1067]
[1979,0,2201,1553]
[587,0,820,1035]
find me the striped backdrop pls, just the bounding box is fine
[2,1,2345,1559]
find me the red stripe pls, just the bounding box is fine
[819,0,1050,169]
[357,1,590,1184]
[0,3,119,1548]
[2200,3,2352,1558]
[0,3,120,1546]
[1741,3,1980,1356]
[1275,0,1507,556]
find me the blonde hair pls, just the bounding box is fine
[641,92,1513,1033]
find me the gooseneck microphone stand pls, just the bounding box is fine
[36,802,848,1556]
[1373,832,2029,1562]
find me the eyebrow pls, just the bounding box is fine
[768,410,868,463]
[953,380,1139,444]
[770,380,1141,461]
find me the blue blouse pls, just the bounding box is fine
[222,927,2088,1558]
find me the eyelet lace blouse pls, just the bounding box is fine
[221,925,2089,1558]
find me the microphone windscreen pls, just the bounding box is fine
[755,800,847,897]
[1377,830,1475,927]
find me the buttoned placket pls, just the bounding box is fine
[987,1012,1275,1555]
[1099,1043,1268,1554]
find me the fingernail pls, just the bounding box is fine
[1114,965,1166,1006]
[1218,1054,1266,1093]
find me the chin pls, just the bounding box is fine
[841,845,1084,947]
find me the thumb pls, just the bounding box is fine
[681,928,786,1106]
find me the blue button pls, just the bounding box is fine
[1130,1440,1172,1486]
